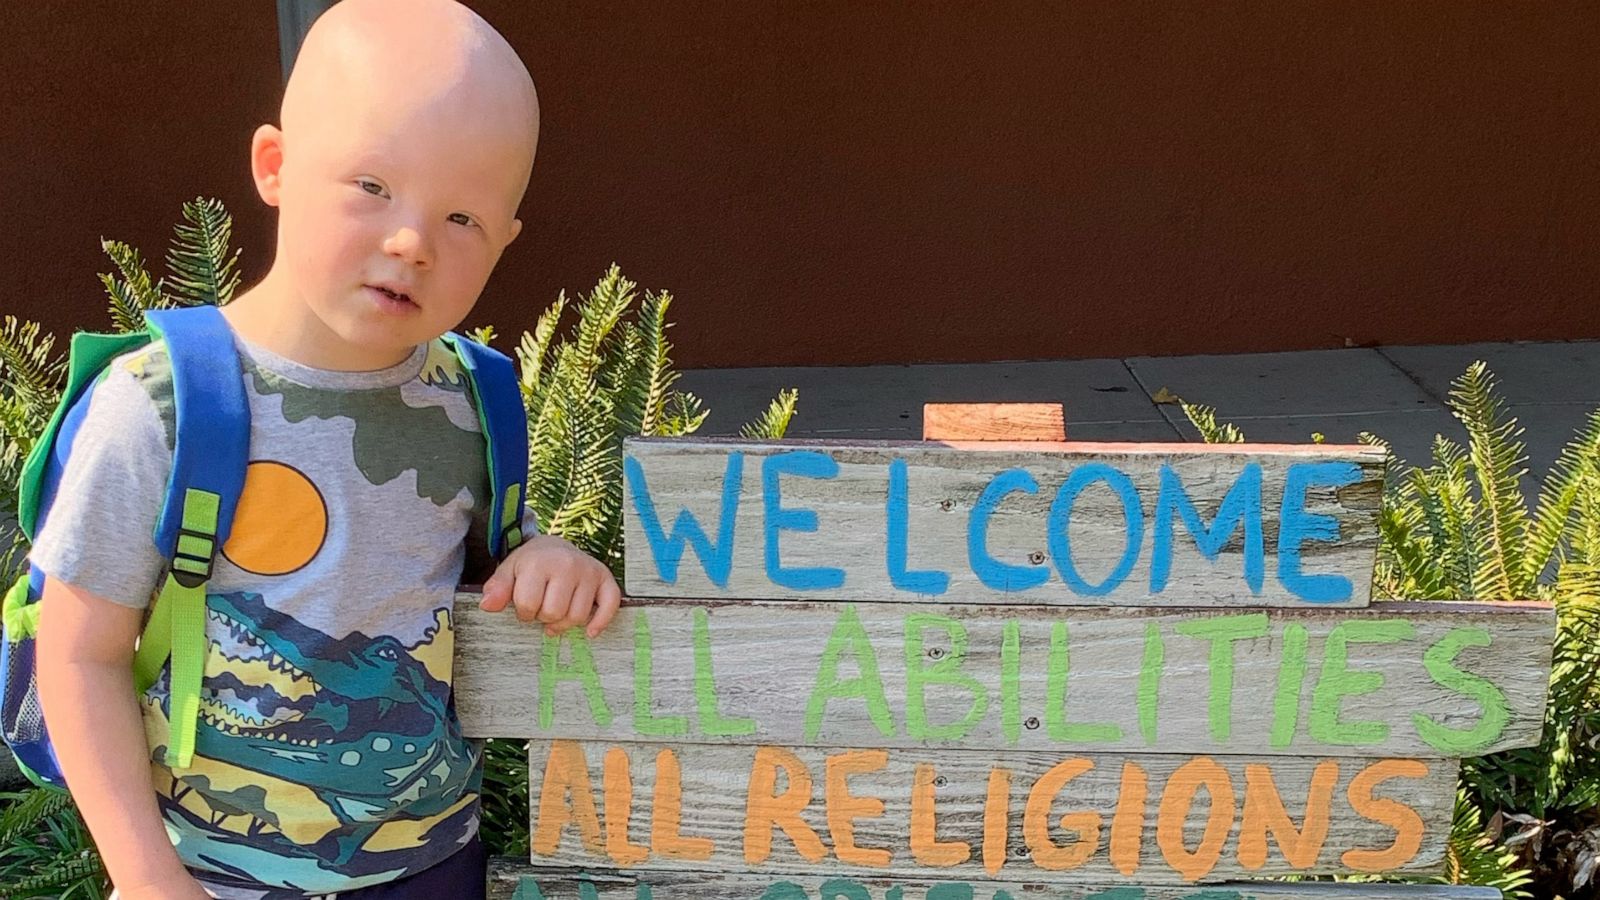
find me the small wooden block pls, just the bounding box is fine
[924,403,1067,441]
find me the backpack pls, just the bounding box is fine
[1,305,528,789]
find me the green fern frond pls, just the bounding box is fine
[1414,437,1480,597]
[527,376,617,560]
[99,272,146,335]
[633,292,676,437]
[660,391,709,437]
[98,239,171,331]
[165,197,241,306]
[463,325,497,347]
[1357,431,1411,487]
[741,388,799,439]
[1373,501,1449,599]
[0,317,67,415]
[570,264,634,379]
[527,353,582,522]
[516,291,567,400]
[1439,794,1533,898]
[595,322,649,420]
[0,789,74,847]
[1524,408,1600,588]
[0,317,66,527]
[6,851,105,897]
[0,537,24,589]
[1450,362,1531,598]
[1179,401,1246,444]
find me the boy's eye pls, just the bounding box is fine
[448,213,476,227]
[357,179,388,197]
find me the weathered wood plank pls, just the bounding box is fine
[523,740,1457,884]
[621,439,1384,607]
[489,859,1501,900]
[923,404,1067,441]
[455,597,1555,758]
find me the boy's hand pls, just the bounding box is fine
[479,535,622,638]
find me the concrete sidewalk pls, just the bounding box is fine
[678,339,1600,476]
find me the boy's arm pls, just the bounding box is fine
[36,575,210,899]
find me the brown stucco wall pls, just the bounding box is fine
[4,3,1597,368]
[0,3,283,342]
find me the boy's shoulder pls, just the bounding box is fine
[83,339,178,451]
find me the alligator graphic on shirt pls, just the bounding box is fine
[146,590,478,885]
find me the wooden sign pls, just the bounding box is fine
[620,439,1385,608]
[455,600,1555,759]
[463,427,1555,898]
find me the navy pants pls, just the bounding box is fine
[327,837,486,899]
[113,836,490,900]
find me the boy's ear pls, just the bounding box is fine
[250,124,287,207]
[506,218,523,246]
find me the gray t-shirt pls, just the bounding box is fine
[31,331,496,898]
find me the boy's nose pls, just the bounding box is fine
[382,226,432,268]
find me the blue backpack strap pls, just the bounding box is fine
[144,306,250,558]
[133,306,249,768]
[445,333,529,557]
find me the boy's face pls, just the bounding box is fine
[268,93,530,358]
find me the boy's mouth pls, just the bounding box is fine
[367,284,417,309]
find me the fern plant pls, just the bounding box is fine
[1181,365,1600,900]
[0,789,106,898]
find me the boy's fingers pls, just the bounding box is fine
[587,578,623,638]
[538,578,574,627]
[479,575,511,612]
[511,572,549,623]
[557,581,597,634]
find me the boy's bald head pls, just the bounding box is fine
[235,0,542,370]
[282,0,540,202]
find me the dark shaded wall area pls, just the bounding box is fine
[4,3,1596,368]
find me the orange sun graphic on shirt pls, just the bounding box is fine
[221,461,328,576]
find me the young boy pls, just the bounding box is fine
[30,2,619,897]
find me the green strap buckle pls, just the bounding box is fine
[170,528,216,588]
[500,483,524,553]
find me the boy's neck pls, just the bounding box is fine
[221,272,419,372]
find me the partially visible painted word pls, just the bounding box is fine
[513,877,1272,900]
